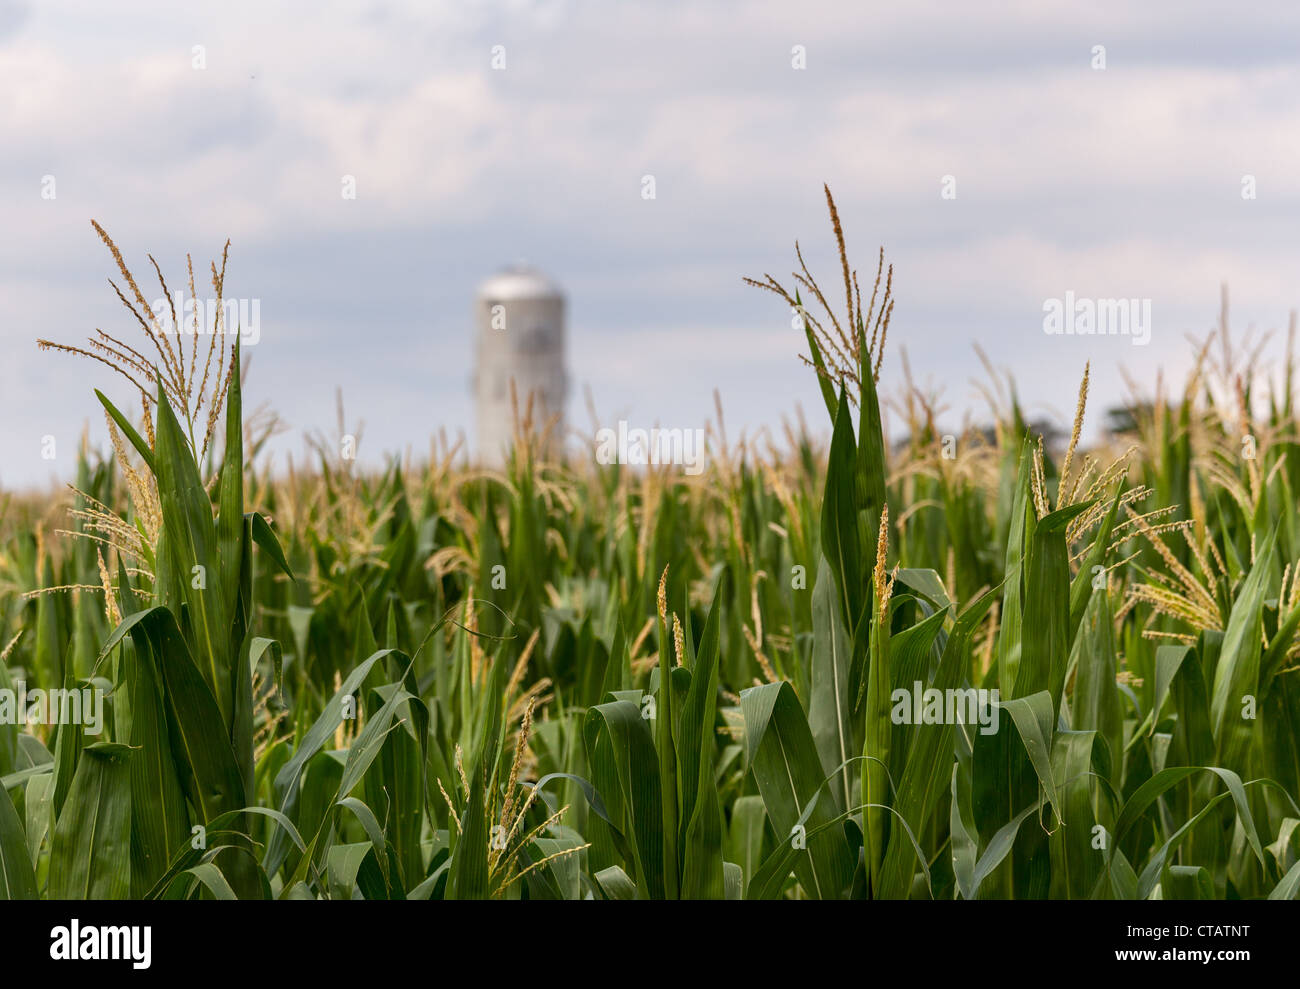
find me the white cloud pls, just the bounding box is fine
[3,0,1299,486]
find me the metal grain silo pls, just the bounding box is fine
[473,264,568,464]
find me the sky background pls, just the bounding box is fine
[4,0,1299,488]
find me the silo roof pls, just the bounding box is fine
[477,263,564,301]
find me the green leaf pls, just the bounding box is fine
[1015,502,1092,714]
[654,610,679,900]
[677,572,726,899]
[24,773,54,868]
[594,865,637,900]
[821,384,863,632]
[263,649,392,877]
[854,361,889,577]
[998,436,1035,694]
[1164,864,1214,900]
[1070,587,1123,785]
[1269,858,1300,900]
[119,619,192,897]
[1047,729,1099,899]
[584,700,664,898]
[95,389,156,474]
[0,779,37,899]
[1211,527,1276,773]
[950,763,977,899]
[809,556,855,814]
[250,512,295,581]
[727,795,767,898]
[124,608,245,825]
[152,376,231,723]
[723,861,743,900]
[185,860,240,900]
[1112,765,1266,874]
[877,588,998,898]
[999,691,1064,824]
[970,801,1041,896]
[446,653,508,900]
[325,843,371,900]
[741,681,855,899]
[216,337,245,628]
[49,742,132,899]
[861,593,895,892]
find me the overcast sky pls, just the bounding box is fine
[4,0,1299,488]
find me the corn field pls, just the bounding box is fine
[3,194,1299,903]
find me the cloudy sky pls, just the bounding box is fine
[4,0,1299,487]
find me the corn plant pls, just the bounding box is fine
[1,197,1298,900]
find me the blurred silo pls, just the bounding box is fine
[473,264,568,464]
